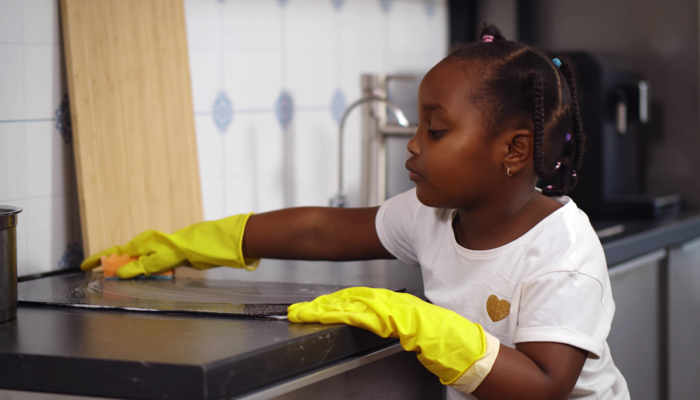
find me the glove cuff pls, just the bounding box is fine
[448,330,500,394]
[237,212,261,271]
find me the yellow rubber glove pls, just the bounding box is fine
[288,287,500,393]
[80,213,260,279]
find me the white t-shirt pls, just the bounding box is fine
[375,188,630,400]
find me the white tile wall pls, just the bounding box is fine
[1,0,81,277]
[0,123,27,201]
[0,0,23,43]
[23,45,63,119]
[3,0,448,276]
[22,0,60,44]
[224,113,258,178]
[0,44,26,120]
[201,177,225,221]
[225,175,256,215]
[224,0,283,50]
[189,48,221,113]
[25,120,66,198]
[285,0,337,53]
[224,49,283,110]
[24,194,72,276]
[195,115,224,180]
[339,1,385,54]
[285,51,336,108]
[184,0,222,49]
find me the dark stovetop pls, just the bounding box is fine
[17,273,363,317]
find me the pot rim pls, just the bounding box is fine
[0,206,22,230]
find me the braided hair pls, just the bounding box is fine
[446,24,585,196]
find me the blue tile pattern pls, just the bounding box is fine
[55,94,72,144]
[380,0,392,14]
[212,91,233,133]
[331,89,346,123]
[276,90,295,129]
[425,0,436,16]
[58,243,84,269]
[331,0,345,11]
[277,0,290,7]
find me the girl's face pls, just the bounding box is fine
[406,60,504,209]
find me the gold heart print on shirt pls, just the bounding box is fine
[486,295,511,322]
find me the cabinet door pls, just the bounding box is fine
[668,238,700,399]
[607,249,667,400]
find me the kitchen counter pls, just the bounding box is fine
[2,211,700,399]
[594,210,700,265]
[0,304,395,399]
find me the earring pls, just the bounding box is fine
[507,168,513,177]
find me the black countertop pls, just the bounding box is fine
[594,210,700,265]
[0,305,390,399]
[2,212,700,399]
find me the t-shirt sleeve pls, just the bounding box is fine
[513,270,613,359]
[375,188,421,265]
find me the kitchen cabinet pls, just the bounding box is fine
[668,237,700,399]
[607,249,667,400]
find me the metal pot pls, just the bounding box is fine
[0,206,22,323]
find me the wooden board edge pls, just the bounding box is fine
[174,0,204,223]
[60,0,93,257]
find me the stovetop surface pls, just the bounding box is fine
[18,272,354,316]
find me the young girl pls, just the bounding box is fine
[82,25,629,399]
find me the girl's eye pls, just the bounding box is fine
[428,129,446,138]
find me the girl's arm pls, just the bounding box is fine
[242,206,395,261]
[472,341,588,400]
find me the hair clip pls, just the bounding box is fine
[565,133,571,142]
[552,58,562,68]
[572,170,577,177]
[546,185,553,190]
[482,35,494,43]
[555,161,561,169]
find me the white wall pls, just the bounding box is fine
[0,0,448,276]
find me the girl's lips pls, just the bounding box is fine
[405,161,422,181]
[408,171,422,181]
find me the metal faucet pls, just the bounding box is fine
[331,96,409,207]
[331,74,417,208]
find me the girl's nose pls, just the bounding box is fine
[407,133,420,155]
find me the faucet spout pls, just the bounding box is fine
[331,96,410,207]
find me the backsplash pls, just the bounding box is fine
[0,0,447,276]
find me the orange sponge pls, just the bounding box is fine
[100,254,174,278]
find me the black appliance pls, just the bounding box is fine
[560,52,681,219]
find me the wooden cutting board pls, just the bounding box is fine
[60,0,203,256]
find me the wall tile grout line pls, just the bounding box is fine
[0,42,57,47]
[0,118,57,124]
[0,193,71,204]
[197,106,331,116]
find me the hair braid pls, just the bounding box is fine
[559,61,585,190]
[530,73,558,184]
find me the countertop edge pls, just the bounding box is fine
[603,213,700,265]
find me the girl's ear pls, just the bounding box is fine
[503,129,534,175]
